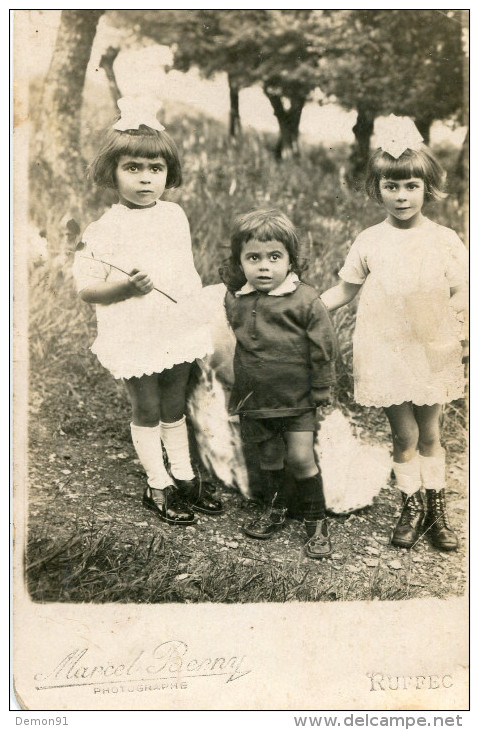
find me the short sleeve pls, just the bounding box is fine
[72,223,110,293]
[338,235,369,285]
[444,230,468,289]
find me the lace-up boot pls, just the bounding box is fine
[243,469,287,539]
[391,491,425,549]
[423,489,458,551]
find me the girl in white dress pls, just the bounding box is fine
[321,116,467,552]
[73,98,222,525]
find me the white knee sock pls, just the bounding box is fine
[393,453,421,496]
[160,416,195,481]
[420,449,446,491]
[130,423,173,496]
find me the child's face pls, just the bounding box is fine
[240,239,291,293]
[379,177,425,228]
[115,155,168,208]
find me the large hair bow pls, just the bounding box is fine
[113,96,165,132]
[375,114,424,159]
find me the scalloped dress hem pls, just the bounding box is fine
[91,346,214,381]
[355,390,465,409]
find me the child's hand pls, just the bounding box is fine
[128,269,154,296]
[311,387,332,406]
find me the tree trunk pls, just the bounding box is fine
[349,105,375,185]
[228,73,241,138]
[99,46,122,105]
[33,9,104,255]
[414,114,434,145]
[265,91,305,160]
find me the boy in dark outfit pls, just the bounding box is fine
[222,209,337,559]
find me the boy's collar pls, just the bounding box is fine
[235,272,299,298]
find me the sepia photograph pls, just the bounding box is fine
[12,8,469,712]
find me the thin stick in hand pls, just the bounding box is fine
[79,255,177,303]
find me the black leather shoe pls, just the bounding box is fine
[243,506,287,539]
[142,486,195,525]
[391,490,425,549]
[423,489,458,551]
[174,477,223,515]
[304,518,332,559]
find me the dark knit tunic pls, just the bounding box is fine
[225,281,337,418]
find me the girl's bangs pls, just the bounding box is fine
[252,220,285,241]
[248,220,296,248]
[375,154,427,180]
[118,132,168,159]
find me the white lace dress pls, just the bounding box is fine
[338,218,467,407]
[73,201,212,379]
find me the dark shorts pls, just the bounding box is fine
[240,411,317,444]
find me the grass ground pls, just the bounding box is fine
[25,107,468,603]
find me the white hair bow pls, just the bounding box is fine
[113,96,165,133]
[375,114,423,159]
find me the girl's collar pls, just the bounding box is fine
[235,272,300,298]
[114,201,159,211]
[383,215,430,231]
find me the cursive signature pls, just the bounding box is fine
[34,641,251,690]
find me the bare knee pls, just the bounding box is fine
[287,448,317,478]
[131,398,161,427]
[418,425,441,452]
[391,423,419,454]
[159,368,190,422]
[160,396,186,423]
[418,433,442,456]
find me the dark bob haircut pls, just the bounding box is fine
[365,145,447,203]
[89,125,182,189]
[219,208,307,293]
